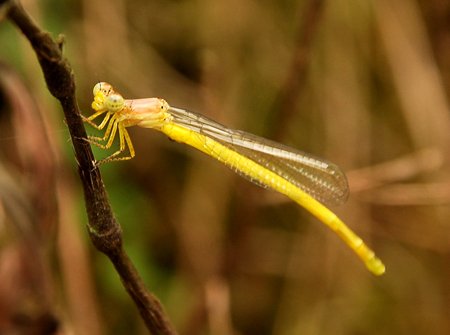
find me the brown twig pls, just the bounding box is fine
[0,0,177,333]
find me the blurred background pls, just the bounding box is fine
[0,0,449,334]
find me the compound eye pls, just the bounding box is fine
[106,93,124,112]
[93,82,113,96]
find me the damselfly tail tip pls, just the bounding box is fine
[366,256,386,276]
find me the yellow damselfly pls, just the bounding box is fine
[84,82,385,276]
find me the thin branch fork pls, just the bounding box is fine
[0,1,177,334]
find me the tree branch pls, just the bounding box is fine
[1,1,177,334]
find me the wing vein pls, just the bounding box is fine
[169,107,349,205]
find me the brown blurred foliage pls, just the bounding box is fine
[0,0,449,334]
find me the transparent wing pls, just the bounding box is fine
[169,107,349,206]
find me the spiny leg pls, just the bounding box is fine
[103,122,127,160]
[81,109,108,128]
[123,126,135,159]
[83,112,112,131]
[113,125,135,161]
[88,113,118,143]
[103,118,120,149]
[96,124,135,165]
[97,112,112,130]
[88,118,119,150]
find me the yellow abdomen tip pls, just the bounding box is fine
[367,257,386,276]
